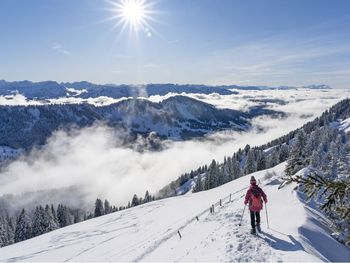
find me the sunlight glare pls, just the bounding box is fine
[108,0,156,35]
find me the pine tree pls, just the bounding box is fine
[57,204,73,227]
[245,149,256,174]
[51,204,59,226]
[32,206,46,237]
[208,160,219,189]
[44,205,59,232]
[268,149,279,168]
[285,173,350,245]
[0,217,9,247]
[131,194,139,207]
[104,200,111,215]
[144,190,151,203]
[279,144,289,162]
[231,158,242,179]
[15,209,32,242]
[94,199,104,217]
[256,152,266,171]
[285,129,307,176]
[5,215,15,245]
[193,175,203,192]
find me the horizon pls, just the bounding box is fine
[1,0,350,88]
[0,79,337,89]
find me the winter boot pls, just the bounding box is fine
[250,228,256,234]
[257,224,261,233]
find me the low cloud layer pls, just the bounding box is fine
[0,89,348,208]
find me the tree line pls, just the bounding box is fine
[0,189,155,248]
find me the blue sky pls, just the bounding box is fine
[1,0,350,88]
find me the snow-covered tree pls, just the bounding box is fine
[57,204,73,227]
[193,175,203,193]
[245,149,256,174]
[0,216,13,247]
[44,205,59,232]
[256,151,266,171]
[15,209,32,242]
[32,206,46,237]
[285,129,307,176]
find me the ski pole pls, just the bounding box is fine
[238,204,246,226]
[265,202,270,229]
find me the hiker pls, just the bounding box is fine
[244,176,267,234]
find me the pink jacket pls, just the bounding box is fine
[244,185,267,212]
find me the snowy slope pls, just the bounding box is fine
[0,163,349,262]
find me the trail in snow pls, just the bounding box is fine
[142,176,318,262]
[0,163,349,262]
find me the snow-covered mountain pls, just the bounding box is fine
[0,163,348,262]
[0,95,283,150]
[0,80,330,100]
[0,81,237,99]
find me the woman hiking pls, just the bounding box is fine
[244,176,267,234]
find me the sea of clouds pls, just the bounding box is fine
[0,88,349,209]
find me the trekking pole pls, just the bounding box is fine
[238,205,246,226]
[265,202,270,229]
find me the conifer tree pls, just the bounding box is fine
[193,175,203,192]
[285,173,350,245]
[44,205,59,232]
[32,206,46,237]
[0,217,9,247]
[245,149,256,174]
[144,190,151,203]
[15,209,32,242]
[57,204,73,227]
[285,129,307,176]
[131,194,139,207]
[104,200,110,215]
[94,199,104,217]
[51,204,59,225]
[5,215,15,245]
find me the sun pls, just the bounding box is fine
[121,0,145,25]
[107,0,156,36]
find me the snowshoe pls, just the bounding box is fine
[250,228,256,235]
[257,225,261,233]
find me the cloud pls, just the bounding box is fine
[113,54,133,59]
[140,63,159,69]
[111,70,123,74]
[168,39,179,44]
[0,94,42,106]
[51,43,71,55]
[0,89,346,209]
[198,30,350,89]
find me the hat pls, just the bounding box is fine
[250,176,256,184]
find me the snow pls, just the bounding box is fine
[65,87,87,97]
[0,163,349,262]
[263,145,277,154]
[338,117,350,132]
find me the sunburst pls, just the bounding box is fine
[107,0,157,37]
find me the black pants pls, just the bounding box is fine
[250,211,260,228]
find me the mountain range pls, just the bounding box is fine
[0,80,330,100]
[0,95,284,150]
